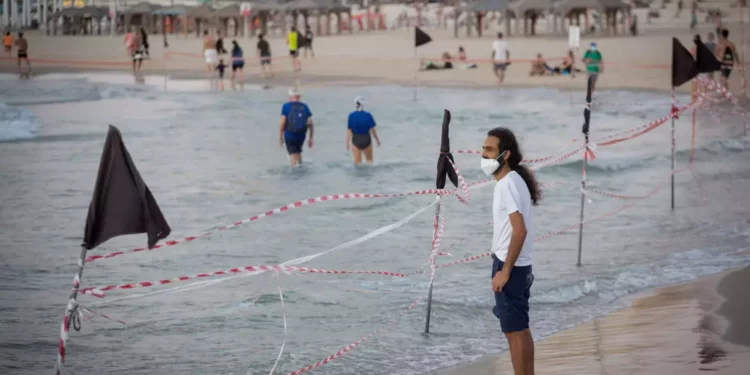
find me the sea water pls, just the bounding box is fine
[0,73,748,375]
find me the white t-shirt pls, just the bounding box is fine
[492,39,508,62]
[492,171,534,266]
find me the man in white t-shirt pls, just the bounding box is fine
[480,127,540,375]
[491,32,510,84]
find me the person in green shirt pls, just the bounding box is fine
[582,42,604,93]
[287,26,301,72]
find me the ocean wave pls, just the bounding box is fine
[0,75,141,106]
[0,104,38,142]
[538,137,750,176]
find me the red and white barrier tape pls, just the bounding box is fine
[85,189,459,264]
[437,167,691,269]
[79,306,128,325]
[595,101,701,147]
[283,297,423,375]
[79,264,411,298]
[447,158,470,204]
[455,138,580,164]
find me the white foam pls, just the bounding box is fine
[0,103,38,141]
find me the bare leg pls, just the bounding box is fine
[524,330,535,375]
[363,145,374,164]
[290,153,302,167]
[505,329,535,375]
[352,146,363,165]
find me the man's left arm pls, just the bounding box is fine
[306,106,314,148]
[502,212,527,273]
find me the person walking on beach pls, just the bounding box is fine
[139,27,150,58]
[3,32,13,58]
[257,33,274,78]
[481,127,539,375]
[230,40,245,86]
[280,87,314,167]
[15,32,30,77]
[346,96,381,166]
[287,26,301,72]
[717,28,740,90]
[203,30,218,76]
[302,24,315,58]
[582,42,603,93]
[216,29,227,56]
[491,32,510,84]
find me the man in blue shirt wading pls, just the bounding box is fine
[346,96,381,166]
[280,87,314,167]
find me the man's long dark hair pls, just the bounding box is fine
[487,127,541,205]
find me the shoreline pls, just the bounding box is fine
[429,264,750,375]
[0,67,698,97]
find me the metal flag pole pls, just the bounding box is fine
[425,110,455,334]
[671,88,676,211]
[163,18,169,92]
[413,44,418,102]
[576,75,593,267]
[54,245,90,375]
[424,196,440,334]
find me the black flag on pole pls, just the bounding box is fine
[415,26,432,48]
[435,110,458,189]
[672,37,699,87]
[83,125,171,250]
[695,40,722,73]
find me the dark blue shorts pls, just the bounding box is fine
[492,255,534,333]
[493,63,508,72]
[285,138,305,154]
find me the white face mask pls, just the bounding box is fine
[480,151,506,176]
[481,158,500,176]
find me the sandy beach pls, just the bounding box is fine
[1,21,748,93]
[432,264,750,375]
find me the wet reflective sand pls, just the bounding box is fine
[433,266,750,375]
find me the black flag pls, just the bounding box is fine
[695,40,722,73]
[415,26,432,48]
[672,37,699,87]
[83,125,171,250]
[436,110,458,189]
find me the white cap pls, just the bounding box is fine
[288,87,300,97]
[354,96,365,106]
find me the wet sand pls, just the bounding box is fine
[430,265,750,375]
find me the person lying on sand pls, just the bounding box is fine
[421,52,454,71]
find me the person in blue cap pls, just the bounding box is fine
[346,96,381,165]
[582,41,604,93]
